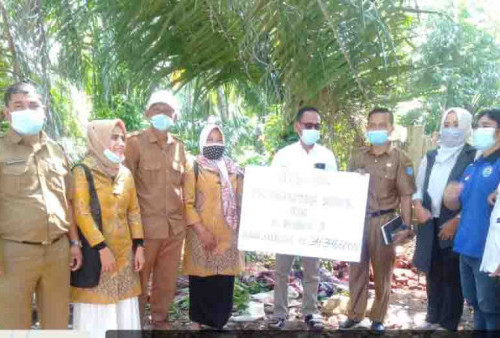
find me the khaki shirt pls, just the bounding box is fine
[348,146,416,212]
[0,130,73,243]
[124,128,187,239]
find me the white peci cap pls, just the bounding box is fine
[146,90,179,112]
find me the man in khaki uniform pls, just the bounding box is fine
[340,108,415,334]
[0,82,82,329]
[124,90,187,329]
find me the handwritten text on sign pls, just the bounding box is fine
[238,166,369,262]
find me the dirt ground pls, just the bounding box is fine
[162,242,474,332]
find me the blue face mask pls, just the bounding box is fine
[367,130,389,146]
[103,149,123,164]
[150,114,174,131]
[440,128,465,148]
[10,109,45,136]
[473,127,497,151]
[300,129,320,146]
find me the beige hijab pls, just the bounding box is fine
[87,119,126,177]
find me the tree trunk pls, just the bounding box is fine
[217,87,230,121]
[35,0,60,138]
[0,0,20,81]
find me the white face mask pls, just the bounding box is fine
[103,149,123,164]
[300,129,320,145]
[10,108,45,135]
[150,114,174,131]
[440,128,465,148]
[473,127,497,151]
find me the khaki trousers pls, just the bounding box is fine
[0,238,70,329]
[347,213,396,323]
[273,254,320,318]
[139,231,185,326]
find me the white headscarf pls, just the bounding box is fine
[436,107,473,163]
[197,122,240,231]
[198,123,226,153]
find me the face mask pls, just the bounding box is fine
[150,114,174,131]
[440,128,465,148]
[10,109,45,136]
[203,144,225,160]
[300,129,320,146]
[103,149,123,164]
[473,127,497,151]
[367,130,389,146]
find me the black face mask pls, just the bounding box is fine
[203,145,225,160]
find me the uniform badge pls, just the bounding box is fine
[464,174,471,181]
[483,166,493,178]
[405,167,413,176]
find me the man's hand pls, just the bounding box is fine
[443,182,464,210]
[134,246,145,272]
[393,228,414,246]
[413,201,432,224]
[438,217,460,241]
[99,247,117,273]
[70,245,83,271]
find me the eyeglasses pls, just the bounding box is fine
[301,122,321,130]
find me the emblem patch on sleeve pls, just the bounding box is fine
[406,167,413,176]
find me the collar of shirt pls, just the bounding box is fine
[479,147,500,163]
[146,127,175,145]
[6,128,47,148]
[293,141,320,155]
[363,144,392,157]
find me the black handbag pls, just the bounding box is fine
[70,163,103,288]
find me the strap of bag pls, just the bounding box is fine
[194,160,199,181]
[73,163,103,231]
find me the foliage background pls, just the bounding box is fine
[0,0,499,167]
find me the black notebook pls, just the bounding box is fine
[380,215,409,245]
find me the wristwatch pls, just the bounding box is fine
[70,240,82,247]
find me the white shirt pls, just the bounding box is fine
[481,184,500,273]
[412,148,462,217]
[271,141,338,172]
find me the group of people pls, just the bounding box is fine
[0,81,498,337]
[0,83,244,338]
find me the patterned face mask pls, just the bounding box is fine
[203,144,225,160]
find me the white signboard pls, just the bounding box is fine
[238,166,369,262]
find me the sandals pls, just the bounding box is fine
[304,314,324,330]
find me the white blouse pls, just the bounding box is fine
[413,149,462,217]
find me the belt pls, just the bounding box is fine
[367,208,395,218]
[20,235,65,246]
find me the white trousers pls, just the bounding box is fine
[73,297,141,338]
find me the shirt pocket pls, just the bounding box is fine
[140,161,162,184]
[45,159,68,192]
[0,160,30,194]
[378,164,397,198]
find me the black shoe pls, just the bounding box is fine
[268,317,286,330]
[304,314,324,331]
[371,321,385,334]
[339,318,360,330]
